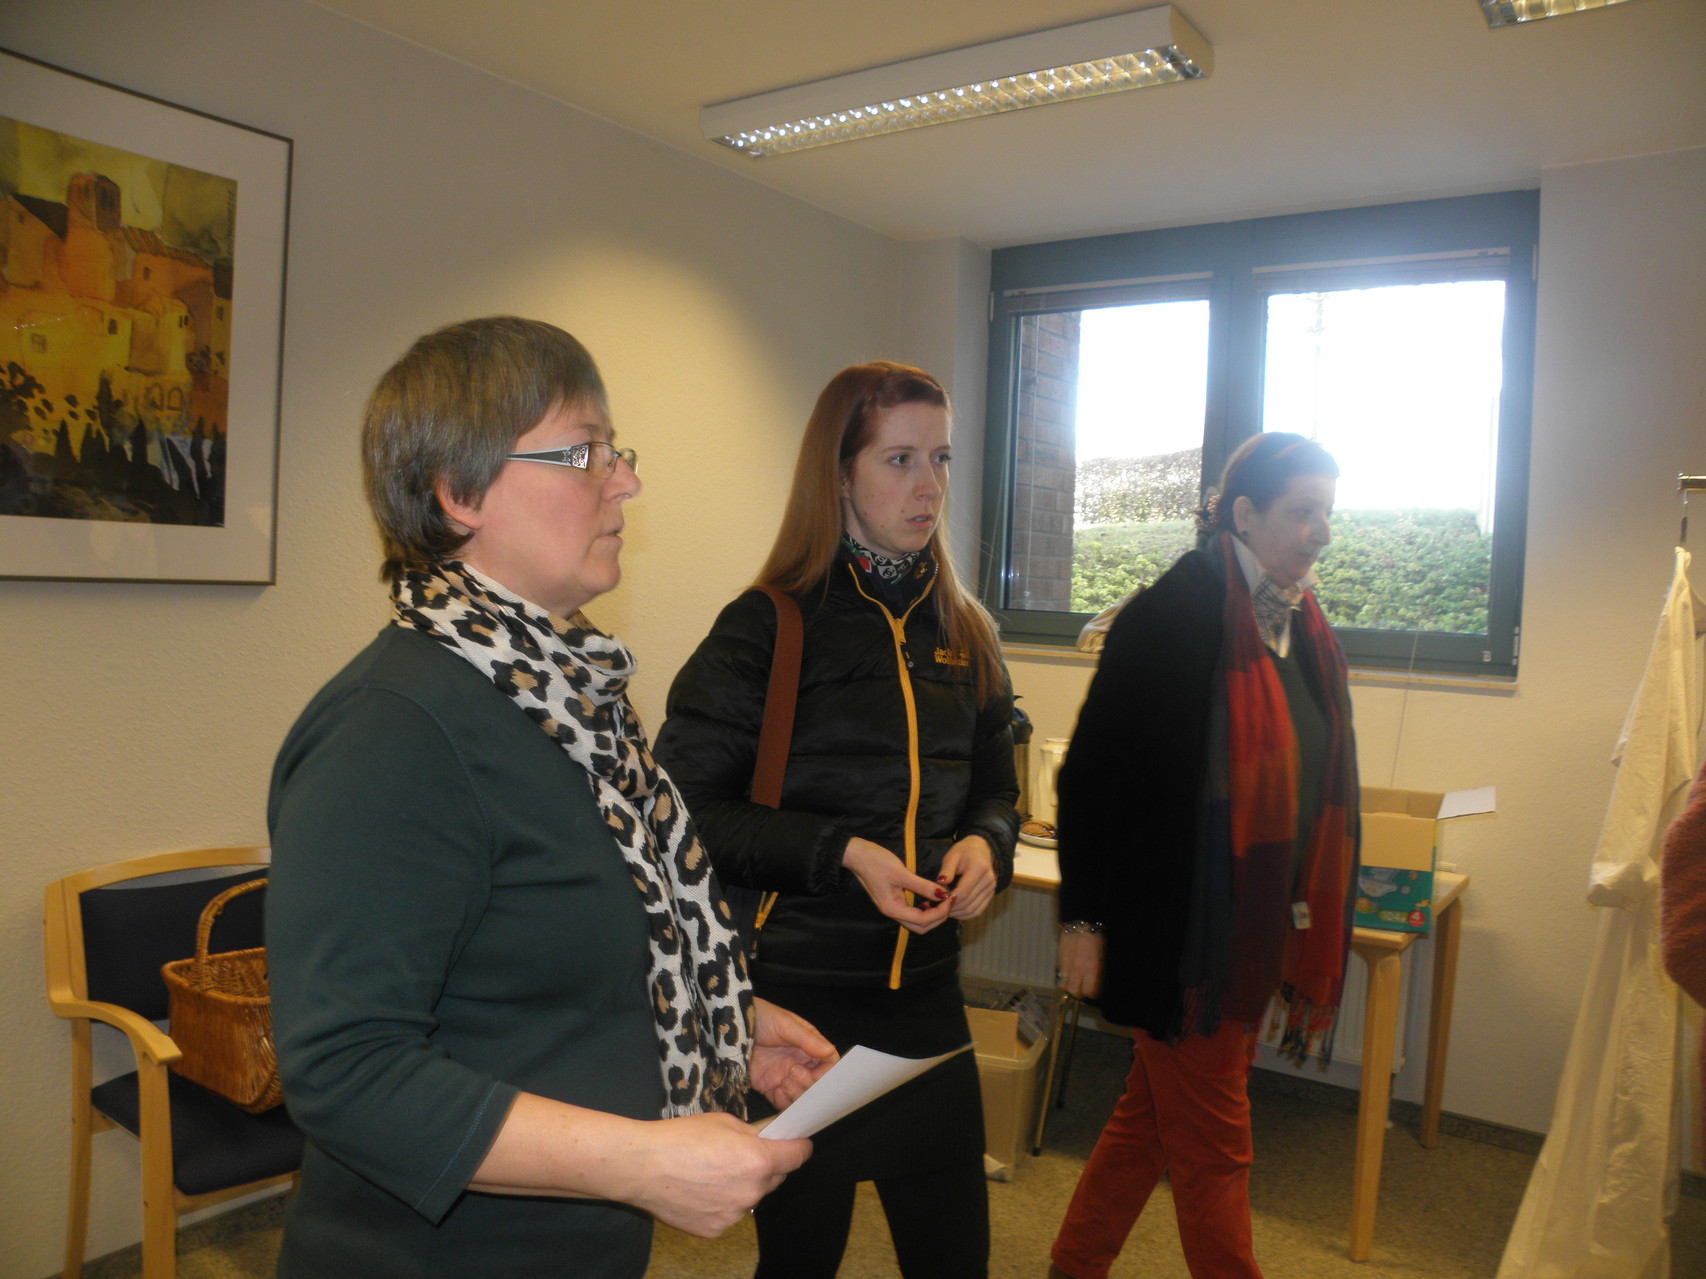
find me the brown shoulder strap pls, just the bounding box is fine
[752,586,803,808]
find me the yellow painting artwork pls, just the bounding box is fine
[0,117,236,525]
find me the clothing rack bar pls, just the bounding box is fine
[1682,476,1704,545]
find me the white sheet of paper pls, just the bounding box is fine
[1439,786,1497,819]
[758,1043,969,1141]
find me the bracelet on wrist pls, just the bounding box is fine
[1059,920,1103,936]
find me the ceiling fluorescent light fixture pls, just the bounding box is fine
[1479,0,1646,27]
[701,5,1211,158]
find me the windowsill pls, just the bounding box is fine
[1002,640,1520,693]
[1001,641,1098,664]
[1347,666,1518,693]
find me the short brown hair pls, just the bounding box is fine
[755,361,1006,702]
[362,317,608,579]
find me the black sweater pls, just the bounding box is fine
[1056,548,1340,1038]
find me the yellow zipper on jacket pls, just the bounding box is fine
[846,563,935,990]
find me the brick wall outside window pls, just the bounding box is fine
[1008,312,1080,611]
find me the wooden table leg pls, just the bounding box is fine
[1350,945,1403,1262]
[1420,896,1463,1148]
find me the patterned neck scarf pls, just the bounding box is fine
[1178,533,1359,1062]
[392,561,752,1117]
[1251,573,1307,652]
[843,532,919,584]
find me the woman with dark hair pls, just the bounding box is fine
[1046,432,1361,1279]
[266,317,834,1278]
[655,361,1019,1278]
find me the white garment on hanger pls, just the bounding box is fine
[1497,548,1703,1279]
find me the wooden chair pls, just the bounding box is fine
[43,847,302,1279]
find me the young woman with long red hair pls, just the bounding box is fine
[655,361,1019,1278]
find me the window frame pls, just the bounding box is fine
[979,191,1539,676]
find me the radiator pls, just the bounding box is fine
[1256,946,1409,1071]
[960,882,1059,989]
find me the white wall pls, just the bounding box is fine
[893,237,993,588]
[0,1,902,1271]
[1003,145,1706,1136]
[3,0,1702,1269]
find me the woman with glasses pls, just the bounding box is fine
[655,361,1020,1279]
[266,317,833,1278]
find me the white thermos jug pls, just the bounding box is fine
[1032,738,1069,827]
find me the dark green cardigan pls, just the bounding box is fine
[267,626,662,1278]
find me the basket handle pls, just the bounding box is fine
[194,877,267,974]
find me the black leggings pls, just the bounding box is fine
[752,1153,989,1279]
[748,975,987,1277]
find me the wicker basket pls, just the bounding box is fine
[161,877,281,1113]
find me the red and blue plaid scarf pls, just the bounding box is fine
[1179,533,1359,1060]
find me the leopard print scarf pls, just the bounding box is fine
[391,560,752,1118]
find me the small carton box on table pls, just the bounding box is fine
[1356,786,1444,934]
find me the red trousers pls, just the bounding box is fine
[1050,1019,1262,1279]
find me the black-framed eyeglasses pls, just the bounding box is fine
[505,441,638,476]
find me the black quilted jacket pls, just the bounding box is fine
[654,551,1019,988]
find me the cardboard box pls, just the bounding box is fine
[964,981,1064,1180]
[1356,786,1443,934]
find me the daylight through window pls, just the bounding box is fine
[982,192,1538,675]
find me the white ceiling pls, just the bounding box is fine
[310,0,1706,247]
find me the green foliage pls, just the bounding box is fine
[1070,509,1491,634]
[1311,509,1490,634]
[1075,447,1201,525]
[1070,521,1194,613]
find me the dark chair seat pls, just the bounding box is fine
[91,1072,303,1198]
[45,847,300,1277]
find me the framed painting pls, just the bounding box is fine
[0,49,290,583]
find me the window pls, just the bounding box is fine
[980,192,1538,676]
